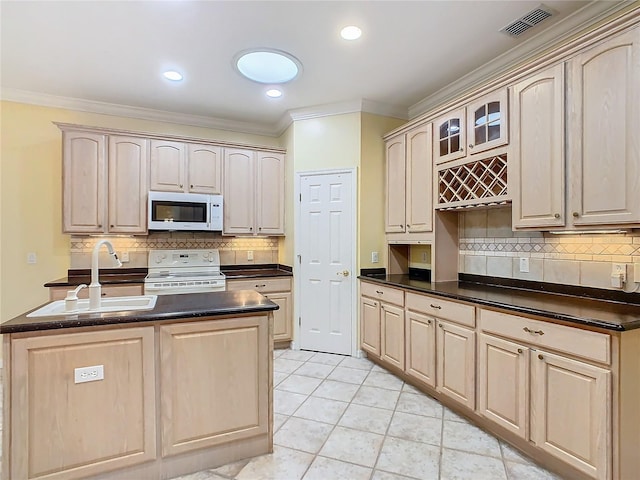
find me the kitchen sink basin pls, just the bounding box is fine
[27,295,158,318]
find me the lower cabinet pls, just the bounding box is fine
[405,309,436,387]
[160,316,269,457]
[360,296,381,356]
[435,320,476,410]
[381,303,405,370]
[10,327,156,480]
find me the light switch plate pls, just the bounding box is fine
[247,250,254,261]
[371,251,379,263]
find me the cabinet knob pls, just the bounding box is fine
[554,213,560,219]
[180,184,183,188]
[468,144,474,149]
[110,225,114,228]
[430,304,442,310]
[439,324,443,328]
[101,292,107,296]
[459,148,463,152]
[572,212,579,218]
[250,227,253,231]
[259,227,262,231]
[98,224,102,228]
[190,184,194,189]
[375,290,384,294]
[407,224,411,228]
[517,348,523,354]
[400,224,404,228]
[427,319,432,325]
[538,354,544,360]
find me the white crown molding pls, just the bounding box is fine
[408,0,632,119]
[0,87,279,137]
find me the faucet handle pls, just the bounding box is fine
[65,284,87,312]
[68,284,87,298]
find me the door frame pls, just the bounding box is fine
[293,167,359,357]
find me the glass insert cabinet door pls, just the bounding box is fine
[466,88,509,155]
[433,107,466,164]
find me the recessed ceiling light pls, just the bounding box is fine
[163,70,183,81]
[341,25,362,40]
[266,89,283,98]
[234,49,301,84]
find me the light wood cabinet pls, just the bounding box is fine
[223,148,285,235]
[405,308,436,388]
[160,316,269,457]
[436,319,476,410]
[226,277,293,342]
[359,282,404,362]
[10,327,156,480]
[510,64,565,229]
[150,140,222,194]
[360,296,381,357]
[62,131,148,234]
[385,123,433,236]
[381,303,405,370]
[433,108,466,164]
[48,283,144,301]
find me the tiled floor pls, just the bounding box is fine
[172,349,562,480]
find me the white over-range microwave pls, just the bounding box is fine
[148,191,223,231]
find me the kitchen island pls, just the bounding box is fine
[1,290,278,480]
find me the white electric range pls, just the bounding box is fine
[144,249,226,295]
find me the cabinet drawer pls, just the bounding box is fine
[479,309,610,365]
[226,277,291,294]
[360,282,404,307]
[406,292,475,328]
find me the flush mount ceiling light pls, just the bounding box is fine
[340,25,362,40]
[265,89,283,98]
[163,70,183,81]
[234,49,301,84]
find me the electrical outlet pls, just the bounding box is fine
[121,251,130,263]
[74,365,104,384]
[519,257,530,273]
[371,251,379,263]
[27,252,37,264]
[247,250,254,261]
[612,263,627,282]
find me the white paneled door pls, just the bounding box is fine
[298,170,355,355]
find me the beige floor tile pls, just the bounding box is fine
[319,426,384,467]
[442,420,502,458]
[327,366,370,384]
[387,411,442,446]
[308,352,345,366]
[276,374,323,395]
[352,385,400,410]
[303,456,372,480]
[235,446,314,480]
[338,403,393,435]
[339,356,375,371]
[279,350,317,362]
[505,461,560,480]
[274,390,308,415]
[273,413,288,433]
[210,458,251,478]
[395,391,443,418]
[440,448,507,480]
[363,371,404,391]
[375,436,440,479]
[293,362,336,379]
[293,396,349,424]
[274,358,305,374]
[311,379,360,402]
[371,470,416,480]
[274,417,334,454]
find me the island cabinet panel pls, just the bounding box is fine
[10,327,156,480]
[160,316,269,457]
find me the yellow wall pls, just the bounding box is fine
[0,100,280,321]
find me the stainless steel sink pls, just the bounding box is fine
[27,295,158,318]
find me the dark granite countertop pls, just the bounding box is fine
[44,268,147,287]
[1,290,279,334]
[359,274,640,331]
[222,264,293,279]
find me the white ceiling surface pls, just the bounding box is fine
[0,1,629,136]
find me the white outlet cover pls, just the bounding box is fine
[74,365,104,384]
[371,251,379,263]
[519,257,530,273]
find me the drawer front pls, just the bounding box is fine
[406,292,475,328]
[479,309,610,365]
[226,277,292,294]
[360,281,404,307]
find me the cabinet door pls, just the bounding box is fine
[11,328,156,480]
[256,152,285,235]
[478,334,529,439]
[467,88,508,155]
[405,309,436,388]
[433,108,466,164]
[406,123,433,233]
[63,131,106,233]
[150,140,186,192]
[187,144,222,194]
[360,296,381,357]
[265,291,292,341]
[568,27,640,226]
[531,350,610,480]
[511,64,565,229]
[436,320,475,409]
[223,148,255,235]
[108,136,148,234]
[385,135,406,233]
[381,303,405,370]
[160,316,269,456]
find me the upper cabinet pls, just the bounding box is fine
[223,148,285,236]
[63,130,148,234]
[150,141,222,194]
[433,88,508,166]
[385,123,433,238]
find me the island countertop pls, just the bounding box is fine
[1,290,279,334]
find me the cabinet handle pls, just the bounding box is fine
[101,292,107,296]
[517,348,523,354]
[538,354,544,360]
[255,284,266,288]
[375,290,384,294]
[523,327,544,335]
[430,304,442,310]
[572,212,579,218]
[554,213,560,219]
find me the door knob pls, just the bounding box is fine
[337,270,350,277]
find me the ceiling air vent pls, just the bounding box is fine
[501,5,553,37]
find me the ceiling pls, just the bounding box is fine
[0,1,630,136]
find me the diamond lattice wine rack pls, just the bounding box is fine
[437,154,509,210]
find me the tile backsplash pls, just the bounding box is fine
[70,233,279,269]
[459,207,640,292]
